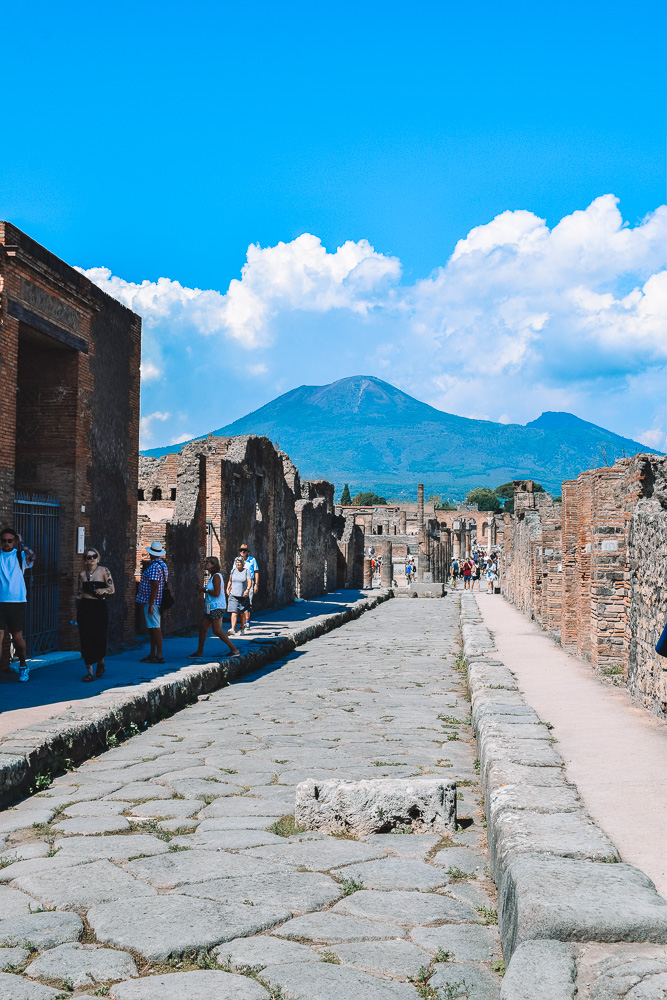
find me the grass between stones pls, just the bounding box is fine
[267,814,308,837]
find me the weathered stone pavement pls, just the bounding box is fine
[0,596,508,998]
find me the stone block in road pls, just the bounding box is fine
[52,816,131,835]
[431,961,502,999]
[0,911,83,951]
[499,854,667,960]
[332,888,478,925]
[431,846,486,876]
[52,834,169,862]
[294,777,457,835]
[410,923,501,962]
[245,838,386,871]
[178,869,343,912]
[499,940,576,1000]
[260,961,418,998]
[0,974,63,999]
[88,895,291,960]
[10,859,156,909]
[214,934,320,970]
[489,809,619,882]
[24,943,138,987]
[124,848,280,888]
[0,885,44,916]
[0,947,30,971]
[272,911,407,942]
[334,857,451,891]
[321,939,431,979]
[109,970,269,999]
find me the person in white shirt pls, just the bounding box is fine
[237,544,259,629]
[0,527,35,682]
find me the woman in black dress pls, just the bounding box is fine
[77,548,114,681]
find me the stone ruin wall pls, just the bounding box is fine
[502,455,667,718]
[138,436,364,631]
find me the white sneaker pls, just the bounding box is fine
[18,665,29,682]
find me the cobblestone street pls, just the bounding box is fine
[0,596,504,999]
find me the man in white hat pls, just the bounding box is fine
[137,541,168,663]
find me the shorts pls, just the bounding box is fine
[205,607,225,620]
[227,594,249,614]
[0,602,26,634]
[142,604,161,629]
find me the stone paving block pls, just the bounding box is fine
[125,849,281,888]
[197,816,283,830]
[333,889,478,925]
[484,760,569,788]
[158,819,199,833]
[88,895,291,961]
[499,940,576,1000]
[158,777,244,799]
[431,961,502,999]
[109,970,269,999]
[410,923,501,961]
[576,943,667,999]
[478,720,553,742]
[200,797,290,818]
[0,842,49,865]
[62,800,132,816]
[362,833,443,858]
[24,943,139,987]
[53,834,169,862]
[172,829,287,850]
[52,815,131,835]
[323,938,431,978]
[487,782,581,820]
[178,870,343,912]
[0,855,83,884]
[245,838,386,871]
[261,960,419,998]
[105,782,174,800]
[0,809,55,835]
[0,947,29,970]
[499,855,667,960]
[468,662,518,690]
[490,809,619,881]
[480,733,564,769]
[431,846,485,876]
[272,911,407,942]
[295,777,457,835]
[126,799,203,819]
[447,882,498,910]
[0,886,45,916]
[335,857,451,891]
[0,974,63,999]
[0,911,83,951]
[11,859,157,909]
[214,935,320,970]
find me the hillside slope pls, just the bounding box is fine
[144,375,655,496]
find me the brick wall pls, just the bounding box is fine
[502,457,667,717]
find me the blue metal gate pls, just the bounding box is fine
[13,492,60,656]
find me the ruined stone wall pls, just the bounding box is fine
[503,457,667,717]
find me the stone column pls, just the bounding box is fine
[488,516,496,548]
[418,530,430,583]
[363,556,373,589]
[417,484,424,532]
[381,541,393,588]
[399,510,406,534]
[452,520,461,560]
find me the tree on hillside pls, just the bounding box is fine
[340,484,352,505]
[351,491,387,506]
[428,493,457,510]
[465,487,502,512]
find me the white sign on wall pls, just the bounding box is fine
[77,527,85,554]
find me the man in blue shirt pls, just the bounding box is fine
[0,527,35,682]
[237,544,259,629]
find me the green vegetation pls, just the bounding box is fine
[340,875,364,895]
[428,493,457,510]
[351,491,387,505]
[340,483,352,504]
[267,815,307,837]
[465,487,502,512]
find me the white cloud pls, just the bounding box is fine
[170,432,194,445]
[81,195,667,449]
[140,411,169,445]
[140,360,162,381]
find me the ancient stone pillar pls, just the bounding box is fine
[381,541,393,588]
[417,484,424,532]
[399,510,406,534]
[452,520,461,560]
[363,556,373,589]
[417,530,430,583]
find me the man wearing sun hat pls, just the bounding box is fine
[136,541,168,663]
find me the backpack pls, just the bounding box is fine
[157,563,174,612]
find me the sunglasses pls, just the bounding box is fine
[85,555,98,560]
[1,538,15,544]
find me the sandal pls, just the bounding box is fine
[96,665,105,678]
[229,649,241,657]
[152,657,165,664]
[140,655,157,663]
[188,652,204,658]
[82,674,95,682]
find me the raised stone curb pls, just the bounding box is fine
[459,592,667,985]
[0,590,392,805]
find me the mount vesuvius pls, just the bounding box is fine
[143,376,657,498]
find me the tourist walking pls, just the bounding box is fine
[236,543,259,629]
[227,556,252,636]
[486,558,498,594]
[77,548,114,681]
[473,559,482,591]
[462,558,472,590]
[451,558,459,588]
[0,527,35,682]
[189,557,239,659]
[137,541,168,663]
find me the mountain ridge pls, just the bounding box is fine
[143,375,657,497]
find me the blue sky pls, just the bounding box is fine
[2,0,665,450]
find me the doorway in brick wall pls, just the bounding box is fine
[14,492,60,655]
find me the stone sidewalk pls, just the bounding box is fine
[0,596,504,999]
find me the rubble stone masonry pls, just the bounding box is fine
[503,456,667,717]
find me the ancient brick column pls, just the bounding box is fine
[417,484,424,531]
[381,540,393,588]
[399,510,406,533]
[452,520,461,560]
[363,556,373,589]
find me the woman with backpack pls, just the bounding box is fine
[189,557,239,659]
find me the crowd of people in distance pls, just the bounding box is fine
[0,529,260,684]
[450,552,499,593]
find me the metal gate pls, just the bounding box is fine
[13,492,60,656]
